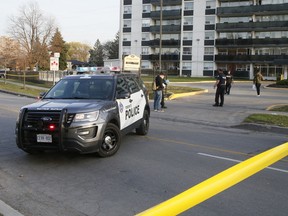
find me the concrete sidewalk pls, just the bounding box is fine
[150,82,288,134]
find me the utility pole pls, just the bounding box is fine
[159,0,163,73]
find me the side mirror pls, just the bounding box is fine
[117,92,130,99]
[38,92,46,99]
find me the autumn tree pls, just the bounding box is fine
[8,1,56,70]
[0,36,21,69]
[89,39,104,66]
[49,28,67,70]
[67,42,91,62]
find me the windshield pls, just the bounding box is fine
[44,78,114,100]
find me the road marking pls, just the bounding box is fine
[198,152,288,173]
[147,136,288,163]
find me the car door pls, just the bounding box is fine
[125,76,146,125]
[116,76,145,130]
[116,77,133,130]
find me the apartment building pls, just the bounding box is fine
[119,0,288,79]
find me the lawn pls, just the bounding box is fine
[244,113,288,127]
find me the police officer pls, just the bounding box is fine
[213,69,226,107]
[225,70,233,95]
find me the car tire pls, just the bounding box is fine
[136,110,149,135]
[97,123,121,157]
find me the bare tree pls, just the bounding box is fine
[8,1,56,69]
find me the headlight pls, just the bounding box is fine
[74,111,99,122]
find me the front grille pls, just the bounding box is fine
[22,110,62,147]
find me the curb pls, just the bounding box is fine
[232,123,288,135]
[0,200,24,216]
[0,89,36,99]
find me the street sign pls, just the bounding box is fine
[50,57,59,71]
[123,55,141,71]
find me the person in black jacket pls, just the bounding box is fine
[225,70,233,95]
[213,69,226,107]
[153,72,165,112]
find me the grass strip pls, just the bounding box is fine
[0,82,43,97]
[244,113,288,127]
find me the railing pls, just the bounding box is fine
[136,142,288,215]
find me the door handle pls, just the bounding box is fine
[129,99,133,103]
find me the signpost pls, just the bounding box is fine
[123,55,141,73]
[50,53,60,84]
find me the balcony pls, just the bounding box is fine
[149,54,180,61]
[150,0,182,6]
[217,3,288,17]
[216,21,288,32]
[150,25,181,33]
[150,9,181,20]
[149,39,180,47]
[215,54,288,63]
[216,38,288,48]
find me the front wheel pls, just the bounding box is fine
[97,123,121,157]
[136,110,149,135]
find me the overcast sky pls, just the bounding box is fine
[0,0,120,46]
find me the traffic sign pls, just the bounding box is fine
[50,57,59,71]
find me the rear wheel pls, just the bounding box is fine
[97,123,121,157]
[136,110,149,135]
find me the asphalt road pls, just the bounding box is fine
[0,82,287,216]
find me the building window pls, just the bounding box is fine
[205,32,214,40]
[124,6,132,14]
[143,5,151,13]
[141,47,150,55]
[183,17,193,25]
[204,47,214,55]
[206,0,216,9]
[182,62,192,70]
[183,47,192,55]
[183,32,193,40]
[123,47,131,55]
[123,33,131,41]
[205,16,215,25]
[142,33,150,41]
[123,20,131,28]
[204,62,214,70]
[184,2,194,10]
[142,19,150,27]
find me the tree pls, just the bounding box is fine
[8,1,56,70]
[0,36,21,69]
[67,42,91,62]
[103,32,119,59]
[89,39,104,66]
[50,28,67,70]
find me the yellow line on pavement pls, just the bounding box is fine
[148,135,249,156]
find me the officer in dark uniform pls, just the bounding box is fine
[213,69,226,107]
[225,70,233,95]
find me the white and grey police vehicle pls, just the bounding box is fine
[15,73,150,157]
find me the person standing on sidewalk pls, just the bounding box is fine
[161,77,168,109]
[153,72,165,112]
[225,70,233,95]
[213,69,226,107]
[253,71,264,96]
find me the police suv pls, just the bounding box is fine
[15,73,150,157]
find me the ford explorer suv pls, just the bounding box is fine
[15,73,150,157]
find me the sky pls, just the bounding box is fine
[0,0,120,46]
